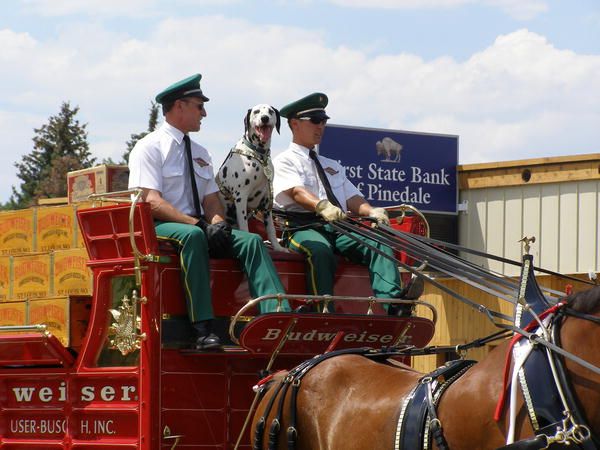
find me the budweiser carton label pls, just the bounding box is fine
[0,209,35,255]
[53,248,91,296]
[0,255,11,300]
[0,301,26,326]
[12,253,51,299]
[28,297,69,346]
[36,205,76,251]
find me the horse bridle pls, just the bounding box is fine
[547,307,600,448]
[499,305,600,450]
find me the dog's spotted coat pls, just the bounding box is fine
[216,104,287,252]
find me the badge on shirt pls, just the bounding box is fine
[324,167,339,175]
[193,157,209,167]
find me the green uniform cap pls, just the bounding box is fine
[280,92,329,119]
[155,73,209,104]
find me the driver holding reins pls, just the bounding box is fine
[273,92,422,315]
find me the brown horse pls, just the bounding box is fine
[251,287,600,449]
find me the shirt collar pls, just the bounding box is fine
[158,121,189,160]
[161,121,186,145]
[289,142,318,159]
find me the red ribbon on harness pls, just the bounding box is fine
[253,369,286,391]
[493,301,567,422]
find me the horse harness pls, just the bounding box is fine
[252,314,600,450]
[394,358,476,450]
[496,256,600,450]
[253,347,381,450]
[252,347,375,450]
[252,258,600,450]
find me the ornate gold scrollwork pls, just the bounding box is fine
[107,290,147,355]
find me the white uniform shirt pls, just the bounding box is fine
[128,121,218,216]
[273,142,362,212]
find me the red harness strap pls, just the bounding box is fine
[254,370,287,390]
[493,301,567,421]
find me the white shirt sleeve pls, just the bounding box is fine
[273,154,306,206]
[128,141,164,192]
[343,176,363,201]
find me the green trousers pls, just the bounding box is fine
[286,225,403,301]
[155,222,290,322]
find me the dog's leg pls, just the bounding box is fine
[263,211,288,252]
[235,194,250,232]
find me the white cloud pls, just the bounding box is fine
[1,17,599,200]
[328,0,548,20]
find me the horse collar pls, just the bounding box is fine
[395,359,476,450]
[507,312,599,450]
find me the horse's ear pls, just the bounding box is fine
[274,107,281,134]
[244,108,251,134]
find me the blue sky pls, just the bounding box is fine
[1,0,599,202]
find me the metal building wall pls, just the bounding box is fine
[458,180,600,277]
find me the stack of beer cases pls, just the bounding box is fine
[0,202,101,348]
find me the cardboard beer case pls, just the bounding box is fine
[36,204,77,251]
[26,295,92,348]
[0,300,26,326]
[11,253,52,299]
[0,209,35,255]
[0,255,11,301]
[53,248,92,296]
[27,296,70,346]
[67,164,129,203]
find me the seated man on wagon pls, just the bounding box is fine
[128,73,290,350]
[272,92,422,316]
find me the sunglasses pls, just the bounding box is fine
[182,100,205,111]
[298,116,328,125]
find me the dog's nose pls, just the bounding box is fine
[260,115,269,124]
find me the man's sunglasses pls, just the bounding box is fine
[298,116,328,125]
[182,100,205,111]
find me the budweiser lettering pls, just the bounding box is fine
[11,382,137,402]
[262,328,394,344]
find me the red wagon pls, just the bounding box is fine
[0,196,434,449]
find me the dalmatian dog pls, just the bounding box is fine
[216,104,288,252]
[376,137,403,162]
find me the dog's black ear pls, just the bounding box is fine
[244,108,251,134]
[274,107,281,134]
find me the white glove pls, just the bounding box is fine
[369,207,390,225]
[315,200,346,222]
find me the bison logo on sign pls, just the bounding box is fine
[376,137,402,163]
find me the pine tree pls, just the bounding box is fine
[122,102,159,164]
[10,102,95,207]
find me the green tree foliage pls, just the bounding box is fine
[10,102,95,208]
[122,102,159,164]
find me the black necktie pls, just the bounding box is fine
[183,135,202,217]
[308,149,342,209]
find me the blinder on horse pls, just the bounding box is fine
[493,255,600,449]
